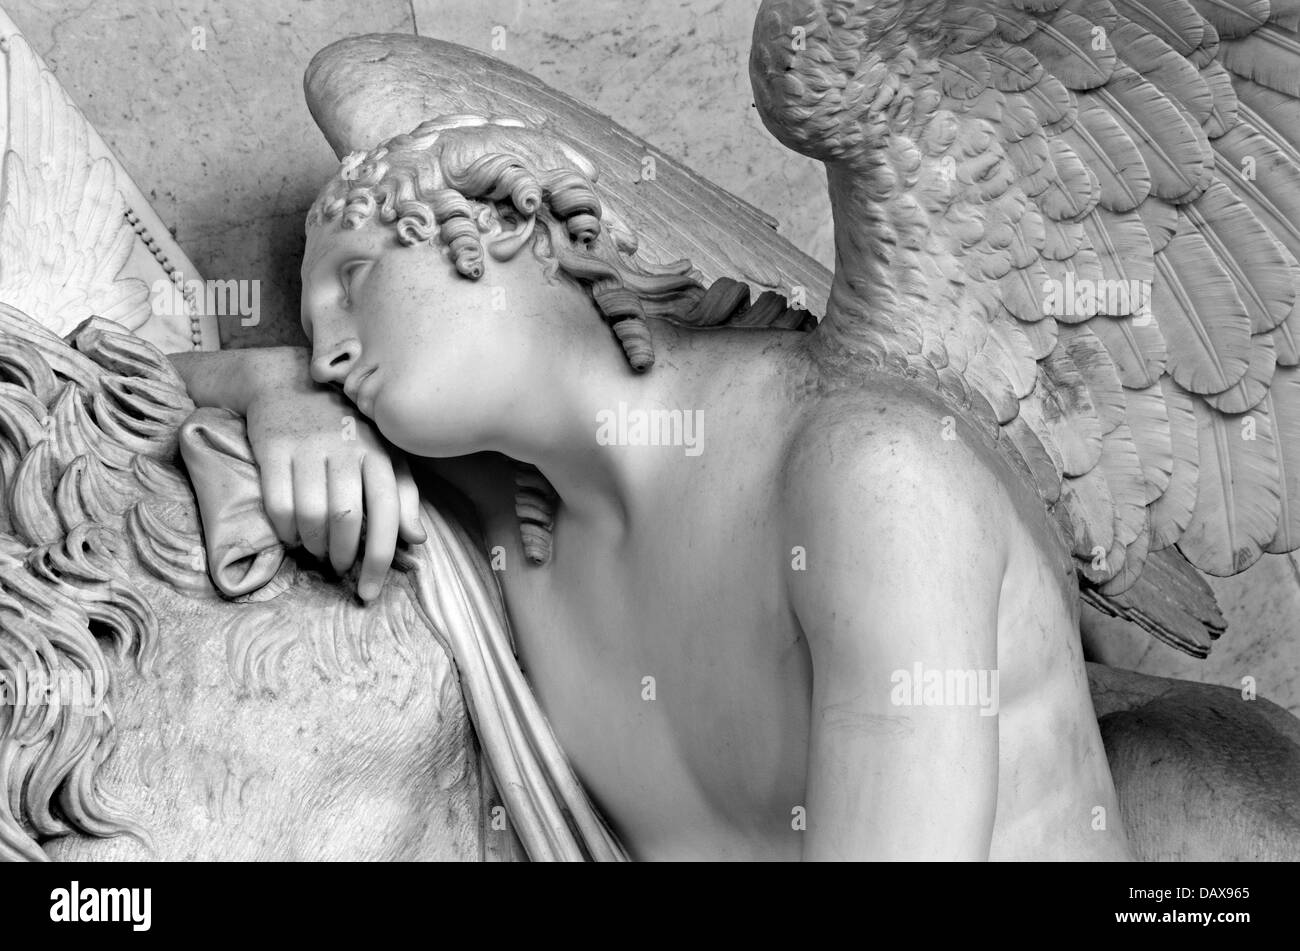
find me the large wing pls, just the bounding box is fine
[750,0,1300,655]
[0,11,215,352]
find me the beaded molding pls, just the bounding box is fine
[124,205,204,349]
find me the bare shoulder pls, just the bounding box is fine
[776,372,1073,586]
[780,375,1011,526]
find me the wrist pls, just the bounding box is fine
[246,346,312,393]
[168,345,311,415]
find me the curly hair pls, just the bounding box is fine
[306,114,712,373]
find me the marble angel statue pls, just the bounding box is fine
[4,0,1300,861]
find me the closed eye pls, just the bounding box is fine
[340,259,374,305]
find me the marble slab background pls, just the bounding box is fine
[6,0,1297,713]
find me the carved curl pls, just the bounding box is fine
[305,115,708,373]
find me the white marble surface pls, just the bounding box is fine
[7,0,1297,712]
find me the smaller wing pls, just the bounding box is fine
[0,10,216,352]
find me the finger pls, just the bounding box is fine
[292,457,330,559]
[393,453,427,545]
[357,455,400,602]
[260,452,298,546]
[326,456,364,576]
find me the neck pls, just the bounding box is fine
[487,317,804,534]
[491,318,692,528]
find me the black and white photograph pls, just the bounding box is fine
[0,0,1296,926]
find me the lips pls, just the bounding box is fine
[343,366,377,411]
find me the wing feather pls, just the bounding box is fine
[1177,383,1281,573]
[0,33,150,336]
[1121,0,1207,54]
[1083,65,1210,199]
[1058,104,1151,210]
[1183,182,1294,333]
[1088,313,1168,385]
[1148,373,1201,547]
[1111,18,1214,122]
[1264,365,1300,551]
[1123,380,1175,500]
[1151,221,1252,393]
[1199,60,1239,135]
[1188,0,1270,37]
[1059,322,1128,432]
[1219,23,1300,94]
[1022,9,1119,88]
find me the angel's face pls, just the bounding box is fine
[300,217,529,457]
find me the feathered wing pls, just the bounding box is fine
[750,0,1300,656]
[0,28,150,336]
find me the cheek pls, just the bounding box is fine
[371,373,453,456]
[372,368,495,458]
[359,304,498,453]
[372,376,427,441]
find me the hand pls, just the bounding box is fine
[243,348,426,601]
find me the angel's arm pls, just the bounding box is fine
[167,346,309,414]
[785,419,1003,860]
[167,344,424,596]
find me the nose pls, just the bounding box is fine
[310,334,362,386]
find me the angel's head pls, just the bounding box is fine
[302,115,706,457]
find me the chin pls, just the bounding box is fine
[373,394,494,457]
[369,406,417,453]
[372,414,460,460]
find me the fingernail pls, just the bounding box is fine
[358,581,379,601]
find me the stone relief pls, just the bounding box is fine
[3,1,1300,861]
